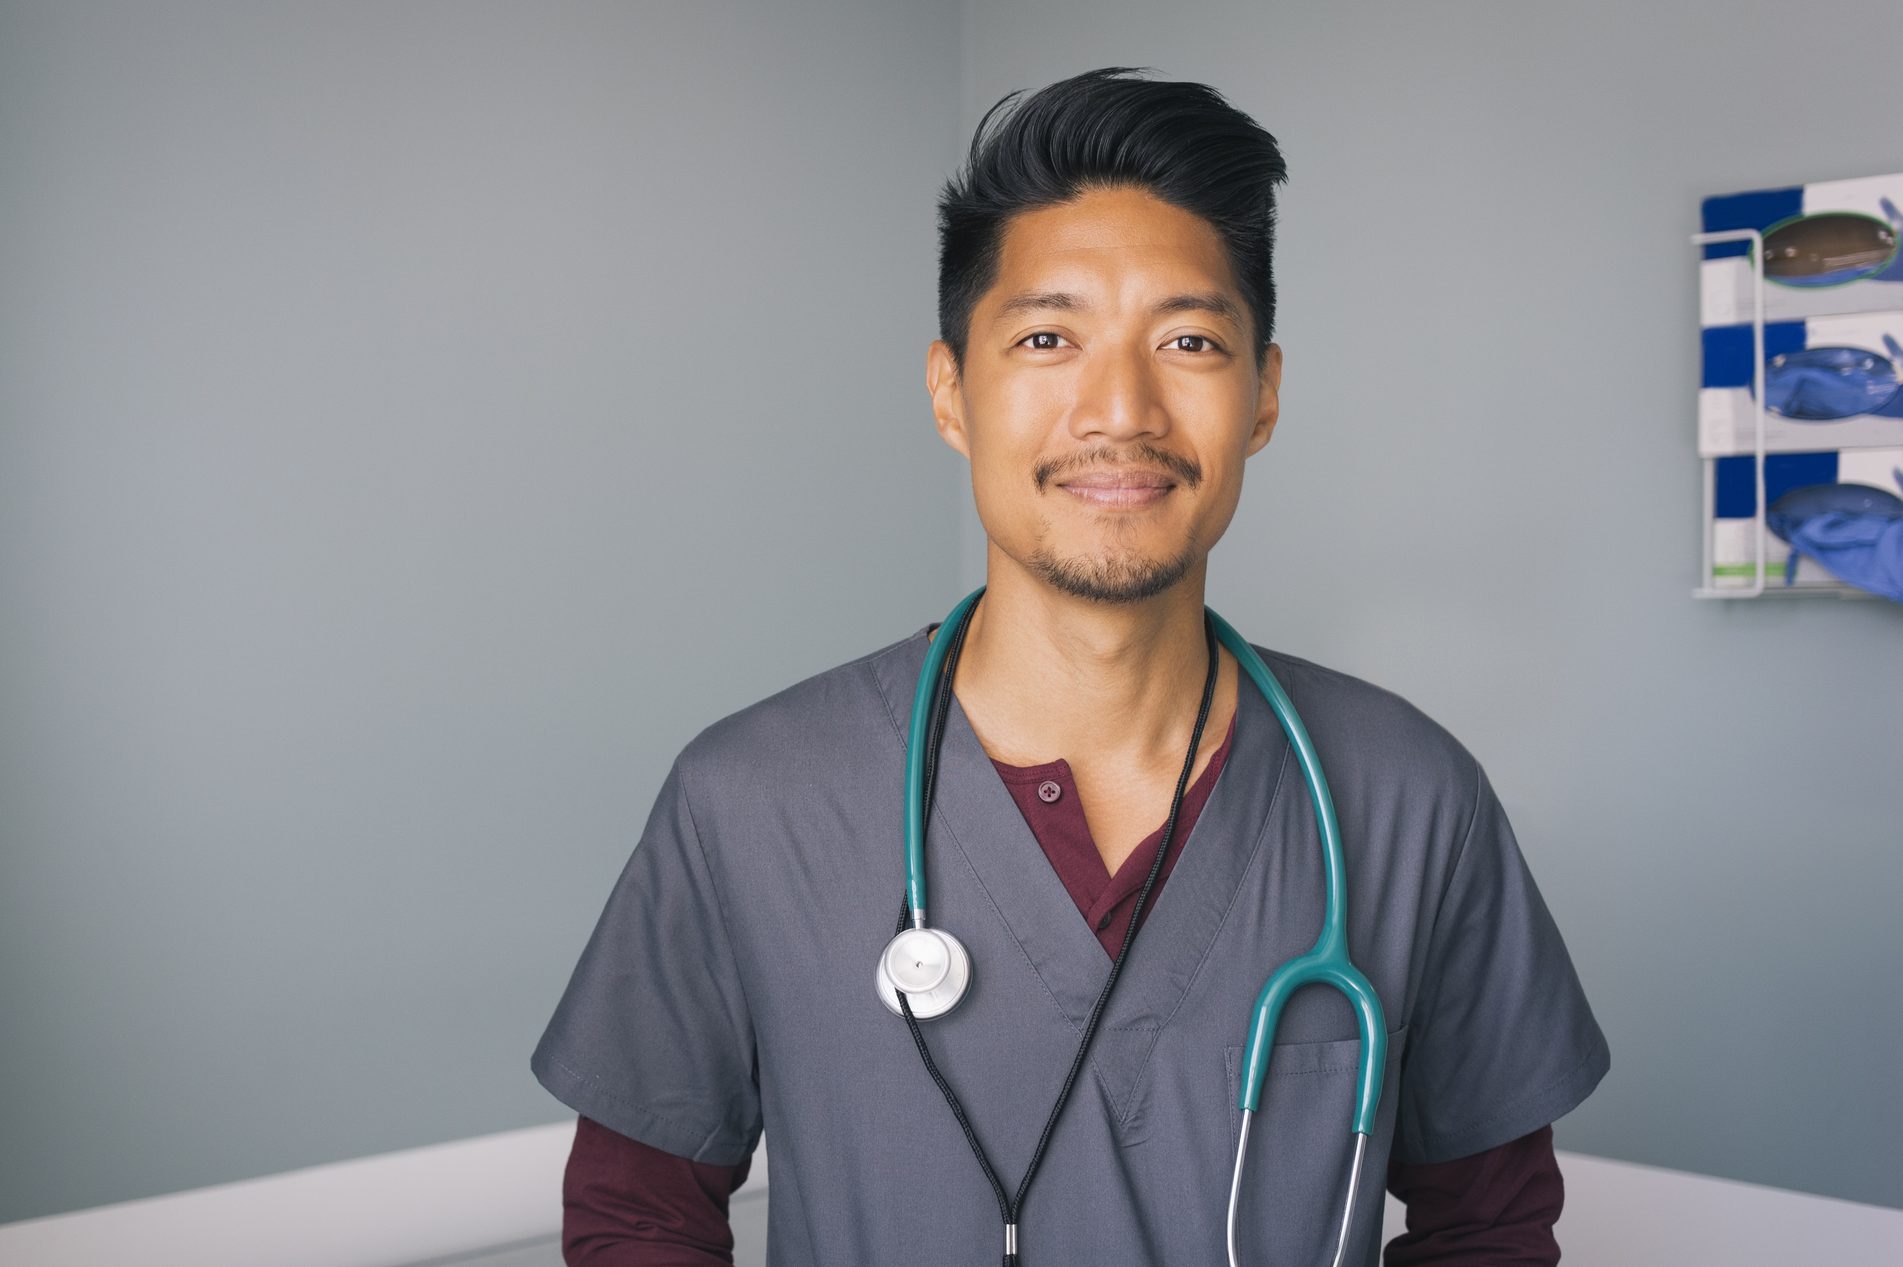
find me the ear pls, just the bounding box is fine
[1246,342,1282,457]
[926,340,971,458]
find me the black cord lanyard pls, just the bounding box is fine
[897,603,1222,1266]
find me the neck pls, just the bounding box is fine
[949,544,1233,770]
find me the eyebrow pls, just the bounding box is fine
[992,289,1247,329]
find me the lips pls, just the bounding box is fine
[1056,470,1176,508]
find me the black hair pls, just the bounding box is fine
[936,66,1288,371]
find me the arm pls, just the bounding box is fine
[562,1116,753,1267]
[1383,1125,1562,1266]
[532,759,765,1259]
[1385,762,1607,1261]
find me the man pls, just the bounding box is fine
[533,67,1609,1265]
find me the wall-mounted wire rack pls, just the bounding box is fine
[1692,227,1868,600]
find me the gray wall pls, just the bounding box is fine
[5,0,1899,1231]
[0,1,961,1222]
[960,0,1903,1212]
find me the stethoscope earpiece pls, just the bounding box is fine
[875,925,971,1019]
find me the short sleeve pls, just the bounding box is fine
[1392,762,1611,1165]
[531,758,762,1165]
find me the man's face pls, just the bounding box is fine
[927,185,1281,605]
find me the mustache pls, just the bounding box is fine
[1033,443,1203,492]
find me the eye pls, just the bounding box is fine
[1169,334,1222,354]
[1018,331,1071,351]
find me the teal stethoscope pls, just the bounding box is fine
[874,587,1387,1267]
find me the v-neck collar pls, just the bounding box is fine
[868,623,1292,1046]
[990,712,1238,934]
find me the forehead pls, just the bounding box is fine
[986,186,1239,308]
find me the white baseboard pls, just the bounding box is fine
[0,1124,580,1267]
[1,1123,1892,1267]
[1529,1151,1901,1264]
[1380,1151,1901,1263]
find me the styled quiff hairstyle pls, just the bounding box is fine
[935,66,1289,372]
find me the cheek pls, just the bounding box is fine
[961,405,1048,497]
[1191,466,1248,544]
[961,433,1032,532]
[969,371,1067,451]
[996,370,1069,425]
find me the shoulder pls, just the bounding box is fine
[1252,646,1474,757]
[1249,644,1483,819]
[671,626,921,797]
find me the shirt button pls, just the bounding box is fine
[1096,913,1112,930]
[1037,780,1062,803]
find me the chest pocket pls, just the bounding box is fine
[1223,1024,1409,1267]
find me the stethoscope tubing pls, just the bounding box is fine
[1209,611,1386,1132]
[896,590,1387,1265]
[894,586,1220,1265]
[902,586,983,927]
[1213,610,1383,1265]
[1227,1118,1366,1267]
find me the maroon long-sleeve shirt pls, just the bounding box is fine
[561,711,1564,1264]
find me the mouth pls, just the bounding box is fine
[1055,471,1177,509]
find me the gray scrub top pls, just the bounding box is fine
[532,624,1610,1266]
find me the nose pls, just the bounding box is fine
[1067,344,1167,443]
